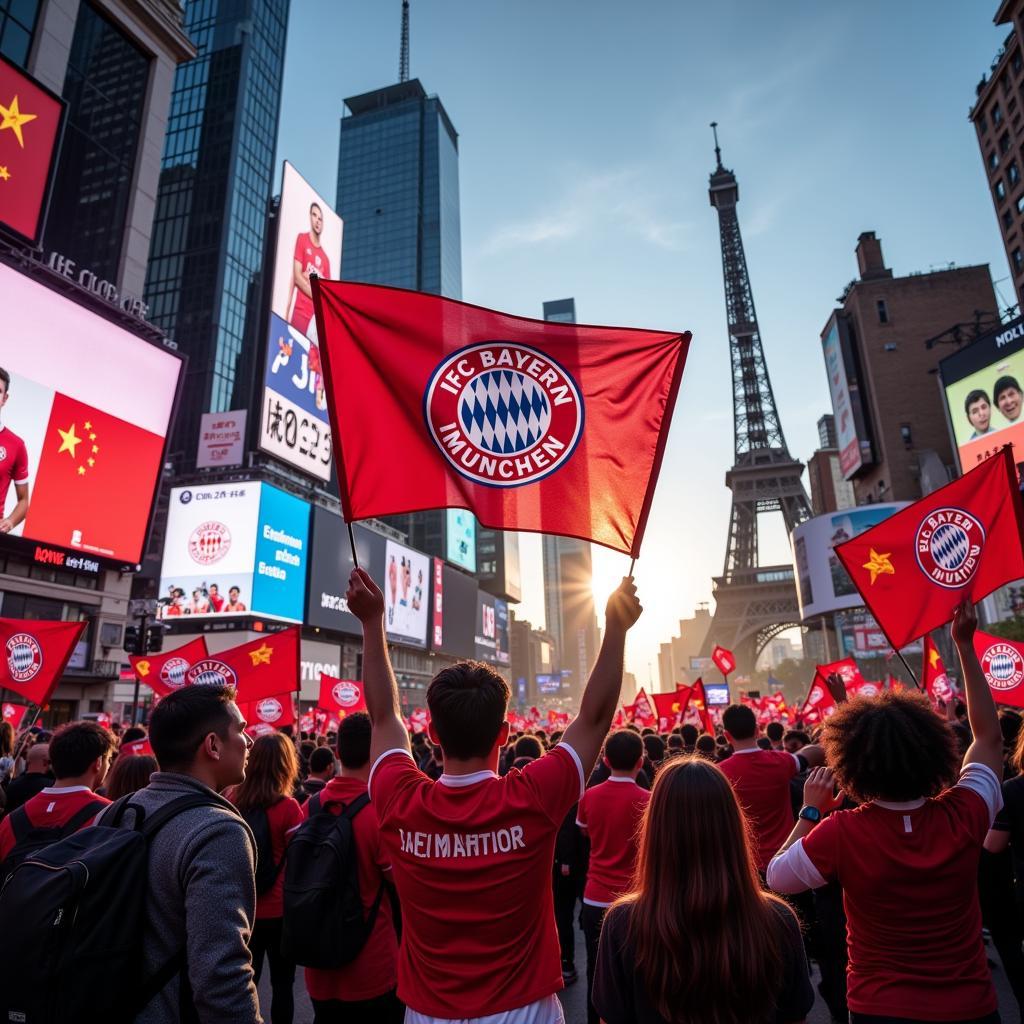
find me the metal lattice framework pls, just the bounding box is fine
[702,125,812,671]
[399,0,410,83]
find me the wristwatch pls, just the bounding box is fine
[798,805,822,824]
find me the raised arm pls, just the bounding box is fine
[562,577,642,776]
[952,598,1002,779]
[346,567,411,764]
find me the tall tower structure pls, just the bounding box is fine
[703,125,812,671]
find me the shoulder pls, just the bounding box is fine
[601,902,634,949]
[767,894,802,937]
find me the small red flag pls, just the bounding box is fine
[923,635,955,704]
[0,617,86,706]
[835,448,1024,650]
[629,688,657,729]
[299,712,315,734]
[974,630,1024,708]
[130,637,209,698]
[239,693,296,729]
[119,738,154,758]
[184,627,300,703]
[677,679,713,734]
[409,707,430,734]
[651,690,682,731]
[2,701,28,729]
[317,674,367,718]
[313,281,690,556]
[711,645,736,677]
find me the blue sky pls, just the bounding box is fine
[276,1,1012,685]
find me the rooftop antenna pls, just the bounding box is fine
[399,0,410,83]
[710,121,722,169]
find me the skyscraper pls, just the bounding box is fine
[336,78,461,298]
[540,299,600,700]
[144,0,290,464]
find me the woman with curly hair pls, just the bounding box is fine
[768,599,1003,1024]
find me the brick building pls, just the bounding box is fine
[807,415,855,515]
[821,233,996,504]
[970,1,1024,309]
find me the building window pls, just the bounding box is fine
[44,3,151,285]
[990,150,1000,171]
[0,0,38,66]
[995,102,1004,126]
[884,342,898,352]
[900,424,913,447]
[1014,247,1024,273]
[1001,132,1012,154]
[1011,160,1021,186]
[876,299,888,324]
[997,179,1008,201]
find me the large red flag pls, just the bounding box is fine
[835,448,1024,650]
[923,635,955,703]
[184,627,300,702]
[313,280,690,556]
[974,630,1024,709]
[0,617,86,705]
[317,674,367,718]
[130,637,209,698]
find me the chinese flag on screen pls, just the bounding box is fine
[318,673,367,718]
[835,448,1024,651]
[23,393,166,562]
[130,637,209,698]
[0,58,63,242]
[0,617,85,705]
[313,281,690,556]
[184,627,300,703]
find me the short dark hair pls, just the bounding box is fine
[965,389,990,414]
[514,735,543,760]
[994,375,1022,402]
[121,726,147,743]
[0,366,9,394]
[765,721,784,743]
[756,737,772,750]
[49,721,116,778]
[643,734,666,765]
[680,723,698,746]
[336,712,371,769]
[822,690,958,802]
[722,704,757,740]
[309,745,336,774]
[310,202,323,215]
[667,734,683,750]
[695,734,717,757]
[605,729,644,770]
[426,661,509,760]
[149,684,238,770]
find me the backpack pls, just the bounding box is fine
[0,797,107,875]
[240,803,286,895]
[0,793,219,1024]
[281,792,384,968]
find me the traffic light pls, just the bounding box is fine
[124,625,141,655]
[145,624,165,653]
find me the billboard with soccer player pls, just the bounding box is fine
[0,264,182,565]
[259,162,343,480]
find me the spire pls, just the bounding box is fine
[399,0,410,83]
[710,121,722,170]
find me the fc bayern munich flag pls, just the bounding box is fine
[312,280,690,555]
[2,702,28,729]
[318,674,367,717]
[835,448,1024,651]
[923,635,955,703]
[0,617,86,706]
[130,637,209,698]
[239,694,296,730]
[974,630,1024,709]
[185,627,300,703]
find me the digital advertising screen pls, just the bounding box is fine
[433,563,476,659]
[445,508,476,572]
[939,316,1024,482]
[704,683,730,706]
[383,539,430,648]
[0,264,182,565]
[536,674,562,695]
[158,481,309,623]
[259,162,343,480]
[474,591,510,665]
[306,506,374,634]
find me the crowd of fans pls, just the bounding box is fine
[0,575,1016,1024]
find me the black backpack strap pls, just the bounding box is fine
[8,805,31,844]
[308,792,322,817]
[138,793,226,839]
[130,949,186,1017]
[341,792,371,821]
[59,799,107,837]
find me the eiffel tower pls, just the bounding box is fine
[701,124,812,674]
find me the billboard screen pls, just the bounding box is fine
[259,162,343,479]
[0,264,182,564]
[790,503,907,621]
[939,315,1024,482]
[383,539,429,648]
[822,313,864,478]
[433,563,476,659]
[158,481,309,623]
[704,683,730,706]
[306,507,376,634]
[474,592,510,665]
[445,508,476,571]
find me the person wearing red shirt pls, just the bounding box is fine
[0,367,30,535]
[208,583,226,613]
[303,712,400,1024]
[0,720,113,866]
[576,729,650,1024]
[345,567,642,1024]
[227,733,304,1024]
[718,703,824,874]
[768,599,1003,1024]
[289,203,331,339]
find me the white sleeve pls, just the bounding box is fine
[956,762,1003,827]
[766,838,828,894]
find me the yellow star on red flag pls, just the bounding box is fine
[57,423,82,457]
[862,548,895,585]
[249,643,273,667]
[0,95,36,147]
[135,660,151,677]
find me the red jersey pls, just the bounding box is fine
[291,233,330,334]
[0,424,29,511]
[0,786,109,861]
[718,748,801,872]
[303,777,398,1002]
[800,764,1000,1019]
[230,795,302,919]
[576,777,649,906]
[369,743,585,1018]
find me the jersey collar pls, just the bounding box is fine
[438,770,498,787]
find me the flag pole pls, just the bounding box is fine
[628,558,636,577]
[347,520,360,569]
[895,648,922,691]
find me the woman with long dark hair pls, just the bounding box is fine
[105,753,157,800]
[227,732,303,1024]
[593,756,813,1024]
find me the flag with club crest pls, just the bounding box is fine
[183,627,300,703]
[130,637,209,698]
[2,701,28,730]
[923,635,956,704]
[0,617,86,706]
[318,674,367,718]
[239,694,296,730]
[973,630,1024,709]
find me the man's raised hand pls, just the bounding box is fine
[605,576,642,634]
[346,567,385,623]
